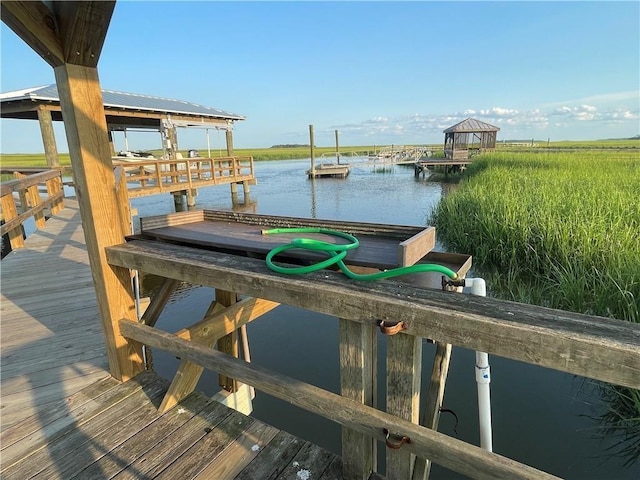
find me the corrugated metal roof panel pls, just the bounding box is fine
[0,85,245,121]
[443,118,499,133]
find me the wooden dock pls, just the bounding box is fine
[0,199,358,480]
[1,369,351,480]
[307,163,350,178]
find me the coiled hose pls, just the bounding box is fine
[263,227,458,281]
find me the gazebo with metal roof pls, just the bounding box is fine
[0,84,245,166]
[443,118,500,160]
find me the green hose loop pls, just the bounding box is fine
[263,227,458,281]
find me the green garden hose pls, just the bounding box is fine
[262,227,458,281]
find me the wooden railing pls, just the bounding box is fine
[1,169,65,251]
[106,239,640,480]
[111,156,255,198]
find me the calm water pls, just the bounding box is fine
[131,159,634,479]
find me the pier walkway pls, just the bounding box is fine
[0,198,353,480]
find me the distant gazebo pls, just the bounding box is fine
[443,118,499,160]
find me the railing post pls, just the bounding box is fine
[45,173,64,215]
[386,332,422,479]
[340,318,376,479]
[0,192,24,249]
[216,289,240,392]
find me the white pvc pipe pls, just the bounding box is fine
[465,277,493,452]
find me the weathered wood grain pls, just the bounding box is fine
[1,371,160,475]
[150,410,254,479]
[191,419,279,479]
[232,430,305,480]
[54,63,144,381]
[107,240,640,389]
[412,342,453,480]
[74,392,213,479]
[386,333,422,479]
[120,320,561,480]
[340,318,376,480]
[398,226,435,267]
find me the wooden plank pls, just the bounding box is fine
[111,404,235,479]
[1,371,158,472]
[0,375,117,450]
[75,392,212,479]
[186,418,280,479]
[386,333,422,479]
[319,456,346,480]
[398,226,436,267]
[199,209,424,238]
[139,210,205,230]
[155,412,256,480]
[23,376,170,479]
[119,321,561,480]
[412,342,452,480]
[340,318,376,480]
[0,1,65,67]
[233,430,306,480]
[158,301,226,413]
[274,441,337,479]
[107,241,640,389]
[53,63,145,381]
[140,278,181,326]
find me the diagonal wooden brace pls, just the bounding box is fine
[158,296,279,412]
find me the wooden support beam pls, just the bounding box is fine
[158,297,280,412]
[140,278,181,327]
[37,106,59,167]
[216,290,240,392]
[1,1,64,67]
[52,1,115,67]
[339,319,377,480]
[386,334,422,479]
[119,320,561,480]
[54,63,144,381]
[413,342,453,480]
[226,127,234,156]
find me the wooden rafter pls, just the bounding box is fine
[1,1,115,68]
[1,1,64,67]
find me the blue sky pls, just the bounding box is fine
[1,1,638,153]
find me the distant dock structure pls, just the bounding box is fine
[306,125,351,178]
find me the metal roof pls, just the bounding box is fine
[443,118,499,133]
[0,84,245,121]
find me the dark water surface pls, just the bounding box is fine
[131,159,634,479]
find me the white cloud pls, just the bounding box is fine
[327,92,638,143]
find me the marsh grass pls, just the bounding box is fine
[432,150,640,465]
[432,151,639,322]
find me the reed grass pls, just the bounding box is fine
[432,150,639,323]
[432,150,640,465]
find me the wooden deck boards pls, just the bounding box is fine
[0,198,381,479]
[2,370,345,480]
[0,198,109,430]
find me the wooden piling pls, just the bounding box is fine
[309,124,316,177]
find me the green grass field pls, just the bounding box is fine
[2,138,636,167]
[432,149,639,323]
[431,149,640,463]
